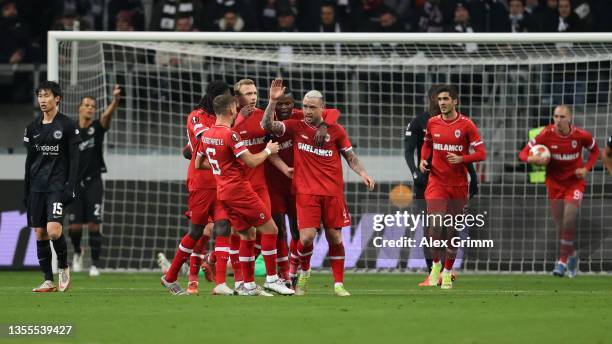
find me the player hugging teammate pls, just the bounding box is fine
[519,105,600,278]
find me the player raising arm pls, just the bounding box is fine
[519,105,599,278]
[24,81,81,292]
[67,84,121,277]
[199,93,293,296]
[262,78,375,296]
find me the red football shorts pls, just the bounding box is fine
[296,193,351,230]
[185,188,228,225]
[546,179,585,204]
[221,185,271,232]
[424,182,468,215]
[269,187,297,219]
[251,183,271,213]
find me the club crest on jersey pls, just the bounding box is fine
[88,126,95,135]
[260,213,265,219]
[454,129,461,138]
[325,134,331,142]
[53,130,63,140]
[192,116,199,124]
[571,140,577,148]
[231,133,240,142]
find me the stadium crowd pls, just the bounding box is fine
[1,0,611,65]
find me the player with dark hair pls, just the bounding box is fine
[24,81,81,292]
[404,84,478,286]
[603,135,612,175]
[160,81,235,295]
[419,84,486,289]
[519,105,600,278]
[262,79,375,296]
[198,93,294,296]
[68,84,121,277]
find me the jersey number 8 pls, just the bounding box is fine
[205,147,221,175]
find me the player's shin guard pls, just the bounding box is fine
[277,238,289,280]
[89,230,102,267]
[230,234,243,283]
[37,240,53,281]
[189,236,206,282]
[329,243,345,284]
[69,228,82,254]
[261,233,278,280]
[289,238,300,277]
[239,239,255,283]
[444,247,457,271]
[214,236,230,285]
[52,234,68,269]
[166,234,196,283]
[297,241,313,272]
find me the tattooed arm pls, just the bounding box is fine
[341,149,375,191]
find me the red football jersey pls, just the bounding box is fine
[281,119,352,197]
[265,108,343,193]
[421,114,486,187]
[186,108,217,190]
[198,125,249,200]
[520,125,599,185]
[233,108,268,187]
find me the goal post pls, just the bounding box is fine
[47,31,612,273]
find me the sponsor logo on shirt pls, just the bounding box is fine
[433,143,464,152]
[552,153,580,161]
[35,144,60,155]
[298,142,333,157]
[202,137,224,146]
[279,140,293,150]
[243,137,265,146]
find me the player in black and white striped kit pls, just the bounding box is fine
[68,85,121,276]
[24,81,81,292]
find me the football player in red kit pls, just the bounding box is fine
[519,105,599,278]
[262,79,375,296]
[419,85,486,289]
[198,94,294,296]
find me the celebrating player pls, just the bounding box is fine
[265,87,342,287]
[603,135,612,175]
[199,93,294,296]
[160,81,234,296]
[519,105,600,277]
[262,78,375,296]
[419,85,486,289]
[24,81,81,292]
[67,84,121,277]
[404,84,478,286]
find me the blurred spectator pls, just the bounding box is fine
[107,0,144,30]
[175,14,196,32]
[258,0,279,31]
[384,0,411,30]
[51,10,82,31]
[317,2,345,32]
[212,0,257,31]
[508,0,536,32]
[375,9,404,32]
[217,8,245,32]
[416,0,444,32]
[0,0,29,64]
[115,10,136,31]
[524,0,539,14]
[554,0,588,32]
[150,0,205,31]
[468,0,510,32]
[532,0,558,32]
[277,7,297,32]
[446,2,478,51]
[58,0,100,30]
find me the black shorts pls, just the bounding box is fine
[68,176,104,225]
[27,191,64,228]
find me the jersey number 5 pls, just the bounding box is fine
[205,147,221,175]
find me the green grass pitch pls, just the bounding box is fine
[1,272,610,343]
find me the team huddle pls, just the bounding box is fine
[24,78,612,294]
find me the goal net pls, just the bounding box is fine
[50,32,612,273]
